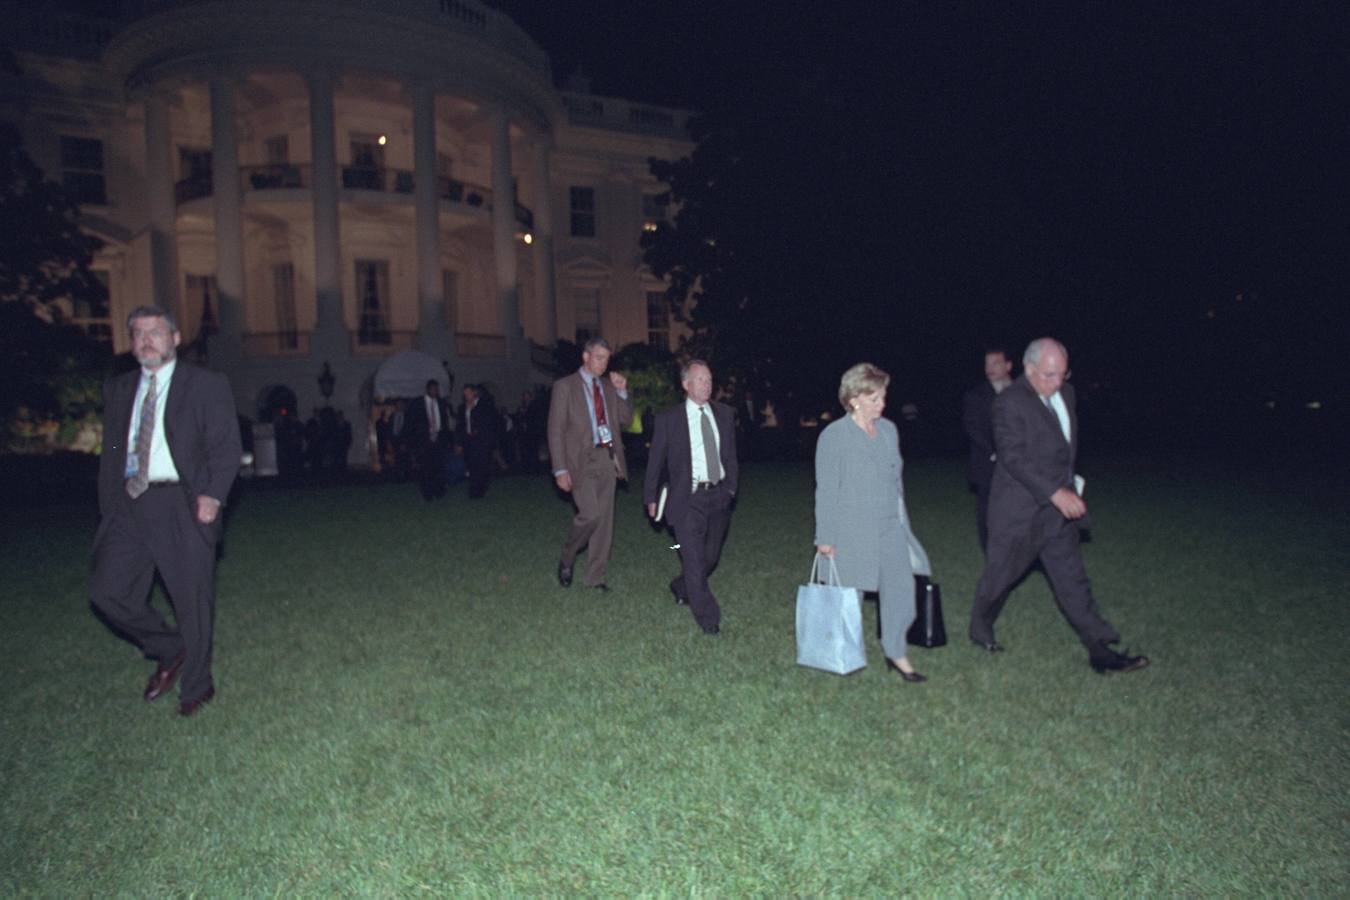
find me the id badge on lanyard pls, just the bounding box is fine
[597,423,613,446]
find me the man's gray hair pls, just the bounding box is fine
[680,358,711,382]
[1023,337,1067,367]
[582,337,611,354]
[127,305,179,334]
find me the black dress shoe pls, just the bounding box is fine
[177,686,215,717]
[1090,648,1151,675]
[701,623,720,635]
[557,560,573,588]
[970,639,1006,653]
[886,659,927,683]
[143,651,186,702]
[669,579,688,605]
[592,583,610,593]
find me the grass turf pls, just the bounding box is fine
[1,457,1346,895]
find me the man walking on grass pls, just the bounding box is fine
[90,305,241,716]
[644,360,739,635]
[968,337,1149,675]
[547,337,632,592]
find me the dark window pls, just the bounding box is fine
[355,259,391,344]
[60,136,106,205]
[569,186,596,237]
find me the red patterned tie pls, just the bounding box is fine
[592,378,609,445]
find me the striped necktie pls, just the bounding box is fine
[126,373,157,498]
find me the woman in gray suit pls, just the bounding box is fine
[814,362,932,682]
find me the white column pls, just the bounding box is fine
[144,91,179,319]
[530,134,556,343]
[490,108,518,337]
[210,76,244,358]
[308,68,344,352]
[412,83,448,357]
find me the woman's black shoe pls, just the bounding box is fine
[887,659,927,683]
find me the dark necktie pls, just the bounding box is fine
[700,405,719,484]
[126,373,157,498]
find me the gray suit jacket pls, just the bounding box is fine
[814,416,929,591]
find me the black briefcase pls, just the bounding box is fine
[907,575,947,648]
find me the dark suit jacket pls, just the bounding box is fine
[962,380,998,487]
[988,376,1083,537]
[403,395,453,449]
[97,362,241,544]
[643,400,739,527]
[457,399,500,454]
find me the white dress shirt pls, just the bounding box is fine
[126,358,182,482]
[685,398,722,485]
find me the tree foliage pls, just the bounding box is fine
[0,122,111,437]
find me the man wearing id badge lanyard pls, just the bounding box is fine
[547,337,633,591]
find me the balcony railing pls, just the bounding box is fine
[341,166,415,193]
[437,176,490,207]
[350,330,416,356]
[455,332,507,358]
[242,332,310,358]
[174,175,213,204]
[243,164,310,191]
[174,167,528,227]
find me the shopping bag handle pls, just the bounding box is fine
[808,552,842,586]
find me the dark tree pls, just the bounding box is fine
[0,121,110,430]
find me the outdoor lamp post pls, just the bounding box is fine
[318,362,335,405]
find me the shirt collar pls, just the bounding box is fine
[143,358,177,384]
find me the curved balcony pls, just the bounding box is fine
[174,166,526,224]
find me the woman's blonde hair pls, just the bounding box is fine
[838,362,890,410]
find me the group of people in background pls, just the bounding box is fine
[88,308,1148,718]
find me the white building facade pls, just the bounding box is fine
[2,0,691,462]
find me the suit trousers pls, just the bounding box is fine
[90,485,218,701]
[671,483,733,630]
[969,508,1120,653]
[974,477,993,554]
[875,516,918,661]
[561,446,618,586]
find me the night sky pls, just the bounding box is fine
[501,1,1346,428]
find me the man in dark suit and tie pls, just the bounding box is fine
[457,384,499,499]
[403,378,453,500]
[962,348,1014,554]
[644,360,739,635]
[968,337,1149,675]
[547,338,632,591]
[90,305,241,716]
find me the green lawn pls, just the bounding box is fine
[1,457,1346,895]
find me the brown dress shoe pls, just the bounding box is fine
[178,686,215,717]
[143,652,186,702]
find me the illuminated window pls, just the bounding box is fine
[646,290,669,350]
[273,263,297,349]
[70,270,112,344]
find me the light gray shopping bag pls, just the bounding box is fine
[795,554,867,675]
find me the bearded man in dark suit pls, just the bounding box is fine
[968,337,1149,675]
[90,305,241,716]
[643,360,739,635]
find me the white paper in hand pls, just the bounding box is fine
[655,485,668,522]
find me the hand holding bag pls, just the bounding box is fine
[795,554,867,675]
